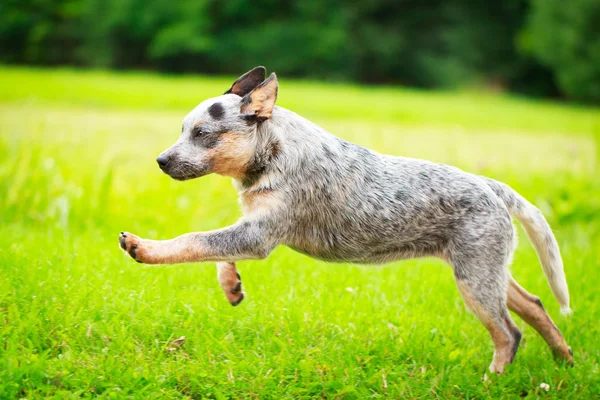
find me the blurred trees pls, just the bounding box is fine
[524,0,600,102]
[1,0,599,102]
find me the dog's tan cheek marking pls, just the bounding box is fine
[209,133,254,178]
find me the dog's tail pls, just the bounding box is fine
[482,177,571,315]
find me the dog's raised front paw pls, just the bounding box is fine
[119,231,144,263]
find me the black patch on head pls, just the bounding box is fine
[208,102,225,120]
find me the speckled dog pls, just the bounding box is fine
[119,67,573,373]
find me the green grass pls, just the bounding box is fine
[1,66,599,399]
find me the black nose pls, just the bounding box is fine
[156,154,170,168]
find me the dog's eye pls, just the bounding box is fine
[193,127,205,138]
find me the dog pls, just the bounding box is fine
[119,66,573,373]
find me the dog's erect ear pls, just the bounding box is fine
[224,66,267,97]
[240,73,278,121]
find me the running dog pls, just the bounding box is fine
[119,67,573,373]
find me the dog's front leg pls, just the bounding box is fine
[118,221,274,265]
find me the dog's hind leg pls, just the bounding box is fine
[451,222,522,374]
[507,277,573,364]
[454,271,521,373]
[454,272,521,373]
[217,262,244,306]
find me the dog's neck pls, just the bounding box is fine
[234,114,284,193]
[234,106,335,195]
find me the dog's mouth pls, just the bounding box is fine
[160,163,210,181]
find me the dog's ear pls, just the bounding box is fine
[224,66,267,97]
[240,73,278,121]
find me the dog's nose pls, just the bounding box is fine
[156,154,170,168]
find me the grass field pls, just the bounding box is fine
[0,66,599,399]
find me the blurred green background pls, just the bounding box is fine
[2,0,600,102]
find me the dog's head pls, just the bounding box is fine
[157,66,278,181]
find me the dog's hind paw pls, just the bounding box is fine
[119,231,144,263]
